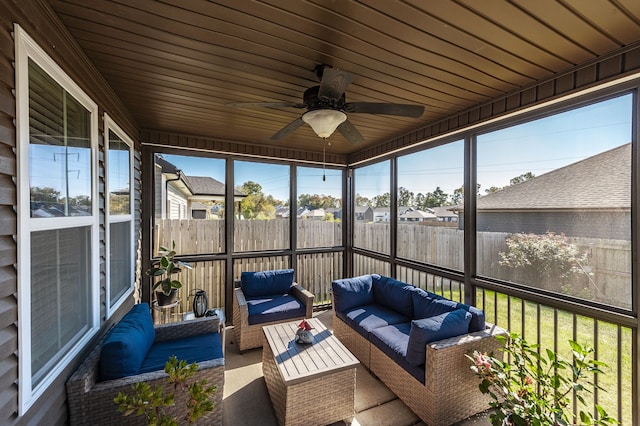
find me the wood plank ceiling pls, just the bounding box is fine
[49,0,640,157]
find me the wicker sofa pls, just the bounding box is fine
[331,274,507,426]
[232,269,314,352]
[66,303,224,426]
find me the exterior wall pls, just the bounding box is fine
[0,1,140,425]
[476,210,630,240]
[167,184,188,219]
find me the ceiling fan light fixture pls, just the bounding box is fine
[302,109,347,138]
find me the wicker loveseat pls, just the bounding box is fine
[331,274,507,426]
[66,303,224,425]
[232,269,314,352]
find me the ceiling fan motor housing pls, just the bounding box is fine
[303,86,345,111]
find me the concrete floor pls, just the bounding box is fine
[222,309,491,426]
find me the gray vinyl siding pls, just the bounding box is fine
[0,1,140,424]
[476,210,630,240]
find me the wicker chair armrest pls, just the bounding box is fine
[424,323,507,373]
[154,315,221,342]
[291,283,314,317]
[233,287,249,327]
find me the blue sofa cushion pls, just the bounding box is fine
[99,303,155,380]
[339,304,410,339]
[140,332,223,374]
[406,309,472,367]
[412,296,486,333]
[241,269,294,298]
[373,276,414,318]
[331,274,376,313]
[246,294,306,325]
[370,322,425,384]
[411,288,444,317]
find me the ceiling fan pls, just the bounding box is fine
[226,65,425,144]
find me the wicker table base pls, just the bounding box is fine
[262,318,359,426]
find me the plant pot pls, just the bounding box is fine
[156,289,179,306]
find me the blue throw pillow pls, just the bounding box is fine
[331,274,376,313]
[241,269,294,298]
[413,296,485,332]
[373,276,414,318]
[99,303,155,380]
[405,308,472,367]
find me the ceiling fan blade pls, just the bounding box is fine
[344,102,424,118]
[226,101,305,109]
[337,119,365,144]
[270,117,305,140]
[318,67,355,101]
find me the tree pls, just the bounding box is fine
[355,193,371,207]
[372,192,390,208]
[510,172,535,186]
[30,186,59,204]
[424,187,448,207]
[398,187,414,207]
[298,193,340,209]
[238,181,277,219]
[450,186,464,205]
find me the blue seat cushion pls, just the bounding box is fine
[246,294,306,325]
[140,332,223,374]
[406,309,472,367]
[338,304,410,339]
[99,303,155,380]
[412,296,486,333]
[331,274,376,313]
[241,269,294,298]
[373,276,415,318]
[370,322,425,384]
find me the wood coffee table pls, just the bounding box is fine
[262,317,359,426]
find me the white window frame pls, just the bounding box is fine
[104,114,134,317]
[14,25,100,414]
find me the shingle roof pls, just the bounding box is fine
[476,143,630,211]
[183,176,246,197]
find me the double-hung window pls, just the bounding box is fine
[15,25,99,412]
[105,115,134,314]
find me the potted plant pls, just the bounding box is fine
[146,241,192,306]
[114,356,217,425]
[467,333,618,426]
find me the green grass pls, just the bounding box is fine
[477,289,632,425]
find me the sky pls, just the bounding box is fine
[359,93,633,199]
[33,92,632,203]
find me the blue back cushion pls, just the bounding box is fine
[373,276,414,318]
[99,303,155,380]
[412,295,486,332]
[405,309,472,367]
[241,269,294,298]
[331,274,375,313]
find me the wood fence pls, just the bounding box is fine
[155,220,631,313]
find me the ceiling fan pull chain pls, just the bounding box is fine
[322,139,326,181]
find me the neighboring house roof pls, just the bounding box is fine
[191,201,208,210]
[354,206,372,213]
[460,143,630,211]
[432,206,458,218]
[156,155,246,198]
[399,209,437,220]
[301,208,325,218]
[184,175,225,196]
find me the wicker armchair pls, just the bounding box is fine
[232,270,314,352]
[66,316,224,426]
